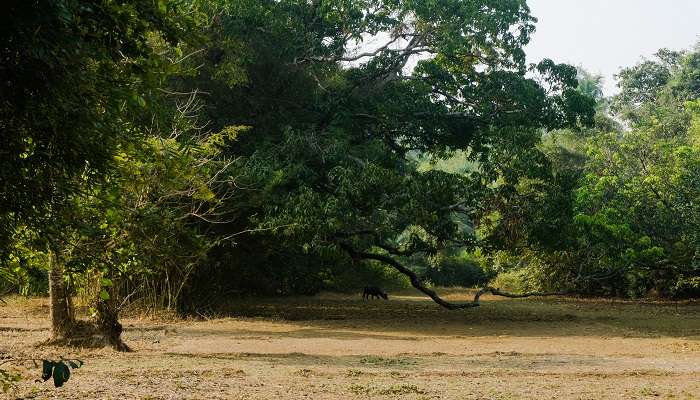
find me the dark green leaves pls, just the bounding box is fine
[41,360,53,382]
[39,359,83,388]
[52,362,70,387]
[165,0,597,303]
[0,0,198,257]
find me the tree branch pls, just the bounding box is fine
[339,242,476,309]
[472,286,568,303]
[338,242,570,310]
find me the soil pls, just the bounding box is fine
[1,290,699,399]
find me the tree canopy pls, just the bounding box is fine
[0,0,196,252]
[170,0,594,307]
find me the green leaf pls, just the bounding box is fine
[41,360,53,382]
[52,362,70,387]
[99,289,110,300]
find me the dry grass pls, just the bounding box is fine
[1,289,699,399]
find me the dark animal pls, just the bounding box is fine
[363,286,388,300]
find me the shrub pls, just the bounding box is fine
[489,270,533,293]
[422,251,494,288]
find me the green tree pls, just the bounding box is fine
[0,0,196,340]
[574,126,700,297]
[571,48,700,297]
[38,97,238,349]
[611,48,697,138]
[501,49,700,298]
[182,0,594,308]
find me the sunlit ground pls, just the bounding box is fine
[1,289,699,399]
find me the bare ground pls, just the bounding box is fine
[1,289,699,399]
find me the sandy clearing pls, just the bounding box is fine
[2,292,699,399]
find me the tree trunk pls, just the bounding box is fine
[95,277,130,351]
[96,295,130,352]
[48,249,72,339]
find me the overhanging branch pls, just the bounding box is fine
[338,242,570,310]
[472,286,569,303]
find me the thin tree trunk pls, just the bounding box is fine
[48,249,72,339]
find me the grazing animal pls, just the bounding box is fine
[363,286,388,300]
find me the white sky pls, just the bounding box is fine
[525,0,700,95]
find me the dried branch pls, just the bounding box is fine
[297,34,405,64]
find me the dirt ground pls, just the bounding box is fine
[1,289,699,399]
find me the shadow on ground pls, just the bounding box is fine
[170,291,700,339]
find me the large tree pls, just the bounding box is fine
[0,0,195,339]
[181,0,595,308]
[494,48,700,299]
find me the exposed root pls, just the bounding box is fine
[44,320,131,352]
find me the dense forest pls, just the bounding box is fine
[1,0,699,352]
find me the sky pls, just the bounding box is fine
[525,0,700,95]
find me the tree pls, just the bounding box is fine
[577,68,605,103]
[497,48,700,298]
[0,0,196,340]
[36,95,238,349]
[181,0,595,308]
[611,48,696,138]
[574,126,700,297]
[571,48,700,297]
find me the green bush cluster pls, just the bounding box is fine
[422,251,494,288]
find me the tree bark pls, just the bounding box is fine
[48,249,72,339]
[95,278,130,352]
[96,298,129,351]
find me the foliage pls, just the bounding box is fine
[491,49,700,299]
[170,0,593,306]
[489,269,532,293]
[0,0,205,345]
[0,358,83,393]
[611,48,697,138]
[0,0,198,254]
[6,0,699,329]
[574,128,700,297]
[47,101,240,321]
[421,250,493,288]
[0,230,49,296]
[0,368,21,393]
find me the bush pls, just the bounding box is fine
[484,250,573,294]
[324,261,411,293]
[489,270,530,293]
[669,276,700,299]
[422,251,493,288]
[1,243,49,296]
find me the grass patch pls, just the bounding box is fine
[349,383,426,396]
[348,384,371,395]
[639,386,661,397]
[378,384,426,395]
[359,356,417,367]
